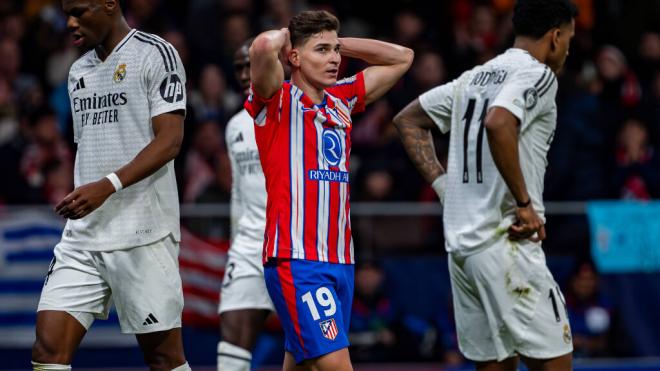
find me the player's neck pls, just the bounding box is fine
[513,37,547,65]
[95,19,131,61]
[291,71,325,104]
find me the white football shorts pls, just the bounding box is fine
[219,241,273,314]
[37,234,184,334]
[448,235,573,362]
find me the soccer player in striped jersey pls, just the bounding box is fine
[32,1,190,370]
[393,0,576,370]
[247,10,413,370]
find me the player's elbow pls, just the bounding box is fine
[401,47,414,68]
[250,34,277,58]
[393,111,411,131]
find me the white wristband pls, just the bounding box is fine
[105,172,123,192]
[431,174,447,203]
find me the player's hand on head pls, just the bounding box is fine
[279,28,292,66]
[508,204,546,242]
[55,178,116,220]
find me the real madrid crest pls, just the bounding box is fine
[562,324,572,344]
[523,87,538,110]
[113,63,127,83]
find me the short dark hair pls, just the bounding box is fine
[513,0,577,39]
[288,10,340,47]
[118,0,125,10]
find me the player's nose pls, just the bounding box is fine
[66,16,80,32]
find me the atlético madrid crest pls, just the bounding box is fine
[113,63,127,83]
[319,318,338,341]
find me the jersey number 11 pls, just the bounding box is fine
[462,98,489,183]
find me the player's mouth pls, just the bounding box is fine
[72,34,85,47]
[326,69,338,78]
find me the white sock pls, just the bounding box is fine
[217,341,251,371]
[32,361,71,371]
[172,362,191,371]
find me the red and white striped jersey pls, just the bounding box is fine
[245,72,366,265]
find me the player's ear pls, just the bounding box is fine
[289,48,300,67]
[549,27,561,52]
[104,0,118,14]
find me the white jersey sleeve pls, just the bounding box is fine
[491,64,556,132]
[143,37,187,118]
[419,75,464,134]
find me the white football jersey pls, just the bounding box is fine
[226,109,267,256]
[61,29,186,251]
[420,48,558,256]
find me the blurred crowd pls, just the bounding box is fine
[0,0,658,210]
[0,0,657,209]
[0,0,656,363]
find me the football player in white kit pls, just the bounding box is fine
[217,39,275,371]
[32,1,190,370]
[394,0,576,370]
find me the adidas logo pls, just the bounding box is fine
[142,313,159,326]
[72,77,86,92]
[233,132,244,143]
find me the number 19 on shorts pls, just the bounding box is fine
[301,287,337,321]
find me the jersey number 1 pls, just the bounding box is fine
[462,98,490,183]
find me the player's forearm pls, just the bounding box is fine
[394,119,444,184]
[252,29,289,57]
[339,38,413,67]
[486,122,530,204]
[113,121,183,190]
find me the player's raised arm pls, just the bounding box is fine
[249,28,290,99]
[339,38,413,105]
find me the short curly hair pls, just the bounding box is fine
[288,10,340,47]
[513,0,578,39]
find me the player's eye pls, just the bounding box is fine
[69,8,86,17]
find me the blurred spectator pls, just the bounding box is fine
[183,119,229,204]
[189,64,241,125]
[0,106,72,205]
[349,261,398,362]
[612,118,660,199]
[565,260,632,358]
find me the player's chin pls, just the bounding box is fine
[322,76,338,87]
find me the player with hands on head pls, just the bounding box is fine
[247,10,413,371]
[33,0,190,370]
[394,0,577,370]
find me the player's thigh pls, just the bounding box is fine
[449,254,508,362]
[303,347,353,371]
[220,308,271,349]
[135,327,186,368]
[466,239,572,360]
[520,352,573,371]
[504,241,573,360]
[475,357,519,371]
[264,259,352,364]
[37,243,112,318]
[35,244,112,361]
[102,235,184,334]
[219,253,274,314]
[33,311,87,364]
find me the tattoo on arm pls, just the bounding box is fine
[396,121,444,184]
